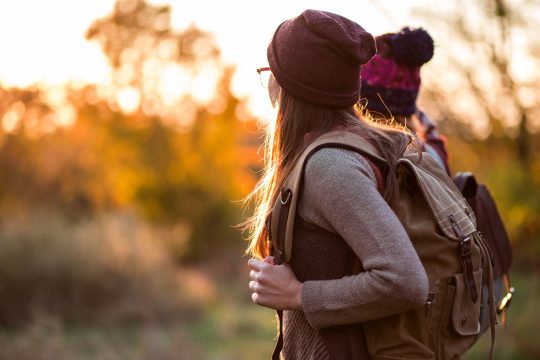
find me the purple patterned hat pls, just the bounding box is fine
[360,27,434,116]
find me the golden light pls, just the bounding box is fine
[2,0,534,133]
[116,87,141,113]
[2,109,20,133]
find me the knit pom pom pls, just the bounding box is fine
[391,27,434,67]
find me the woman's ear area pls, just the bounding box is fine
[268,74,281,107]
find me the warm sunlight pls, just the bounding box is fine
[0,1,538,359]
[0,0,425,123]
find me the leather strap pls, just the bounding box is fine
[476,234,497,360]
[270,189,292,265]
[450,214,479,303]
[272,310,284,360]
[498,273,514,329]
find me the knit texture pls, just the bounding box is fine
[268,9,376,108]
[281,310,330,360]
[279,147,428,358]
[360,27,434,116]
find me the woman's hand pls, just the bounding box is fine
[248,257,303,311]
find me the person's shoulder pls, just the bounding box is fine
[305,147,376,184]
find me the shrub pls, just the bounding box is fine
[0,211,200,327]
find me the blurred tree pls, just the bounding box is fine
[0,0,262,262]
[86,0,221,119]
[0,87,58,213]
[84,0,259,260]
[413,0,540,265]
[0,87,54,135]
[410,0,539,167]
[368,0,540,264]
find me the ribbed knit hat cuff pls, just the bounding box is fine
[361,79,418,116]
[267,11,374,108]
[268,46,360,108]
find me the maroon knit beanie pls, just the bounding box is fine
[267,9,376,108]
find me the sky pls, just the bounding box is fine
[0,0,430,121]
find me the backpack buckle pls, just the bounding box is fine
[450,214,472,256]
[450,214,479,303]
[459,236,472,256]
[497,286,514,313]
[280,189,292,205]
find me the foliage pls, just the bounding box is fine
[413,0,540,161]
[404,0,540,263]
[0,73,256,262]
[441,129,540,266]
[0,1,538,358]
[85,0,221,118]
[0,211,200,327]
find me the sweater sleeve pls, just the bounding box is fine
[298,148,428,330]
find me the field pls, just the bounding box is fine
[0,256,537,359]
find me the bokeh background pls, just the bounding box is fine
[0,0,538,359]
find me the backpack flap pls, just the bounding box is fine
[399,155,477,241]
[399,154,482,305]
[395,154,497,359]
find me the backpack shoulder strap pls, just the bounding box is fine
[270,130,385,263]
[454,172,478,198]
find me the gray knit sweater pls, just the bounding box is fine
[280,148,428,359]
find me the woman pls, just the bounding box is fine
[244,10,429,359]
[360,27,452,175]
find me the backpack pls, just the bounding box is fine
[454,172,514,331]
[269,130,497,360]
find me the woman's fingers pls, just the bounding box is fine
[248,260,303,310]
[249,258,275,285]
[249,280,258,292]
[248,258,267,271]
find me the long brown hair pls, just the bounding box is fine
[243,89,420,259]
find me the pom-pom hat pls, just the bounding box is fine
[361,27,434,116]
[268,9,376,108]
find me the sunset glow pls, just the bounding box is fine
[0,0,425,123]
[0,0,537,132]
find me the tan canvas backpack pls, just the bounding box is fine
[269,130,497,360]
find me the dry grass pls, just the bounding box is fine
[0,316,201,360]
[1,211,535,359]
[0,211,199,327]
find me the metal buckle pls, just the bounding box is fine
[280,189,292,205]
[460,236,472,256]
[497,286,515,313]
